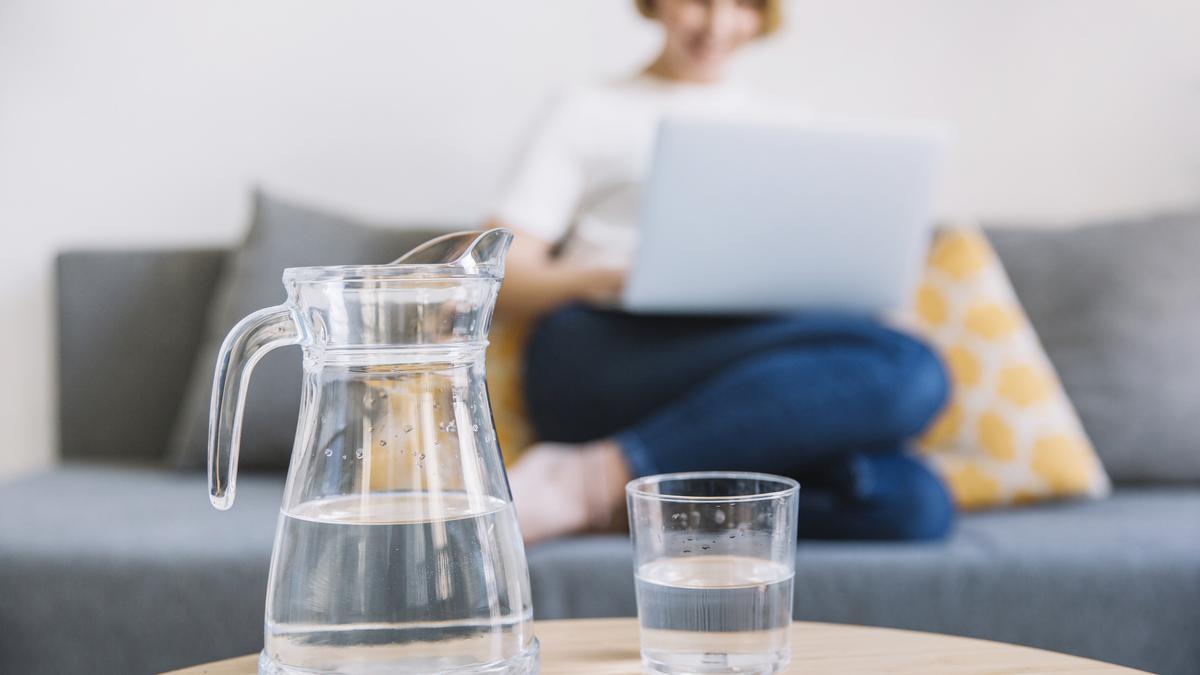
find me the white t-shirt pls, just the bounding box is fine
[493,74,756,268]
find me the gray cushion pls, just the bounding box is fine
[987,211,1200,483]
[530,488,1200,675]
[167,191,449,469]
[3,467,1195,675]
[57,249,225,461]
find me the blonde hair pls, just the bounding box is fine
[635,0,783,37]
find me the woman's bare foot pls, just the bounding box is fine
[507,439,632,544]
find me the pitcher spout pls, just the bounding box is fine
[393,228,513,277]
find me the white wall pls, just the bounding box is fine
[1,0,1198,478]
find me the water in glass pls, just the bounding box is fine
[636,555,793,674]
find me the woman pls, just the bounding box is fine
[490,0,955,543]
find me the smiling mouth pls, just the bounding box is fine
[688,41,729,62]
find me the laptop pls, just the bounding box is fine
[621,116,945,315]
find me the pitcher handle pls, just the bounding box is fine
[208,304,302,510]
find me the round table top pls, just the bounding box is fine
[163,617,1141,674]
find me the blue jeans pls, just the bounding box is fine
[522,305,955,541]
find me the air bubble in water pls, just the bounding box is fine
[355,449,363,459]
[471,424,479,432]
[378,440,386,447]
[713,510,726,524]
[324,449,333,457]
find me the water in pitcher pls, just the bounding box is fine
[261,492,535,675]
[635,555,793,674]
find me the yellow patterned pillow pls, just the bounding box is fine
[486,318,536,467]
[909,227,1110,509]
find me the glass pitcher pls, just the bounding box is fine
[207,229,538,674]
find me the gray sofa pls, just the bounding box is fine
[2,220,1198,674]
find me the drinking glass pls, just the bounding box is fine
[627,472,799,675]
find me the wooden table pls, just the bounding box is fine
[164,617,1142,674]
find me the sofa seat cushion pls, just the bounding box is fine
[2,468,1197,675]
[528,486,1200,675]
[0,465,284,675]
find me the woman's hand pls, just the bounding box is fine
[493,224,628,319]
[573,266,627,307]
